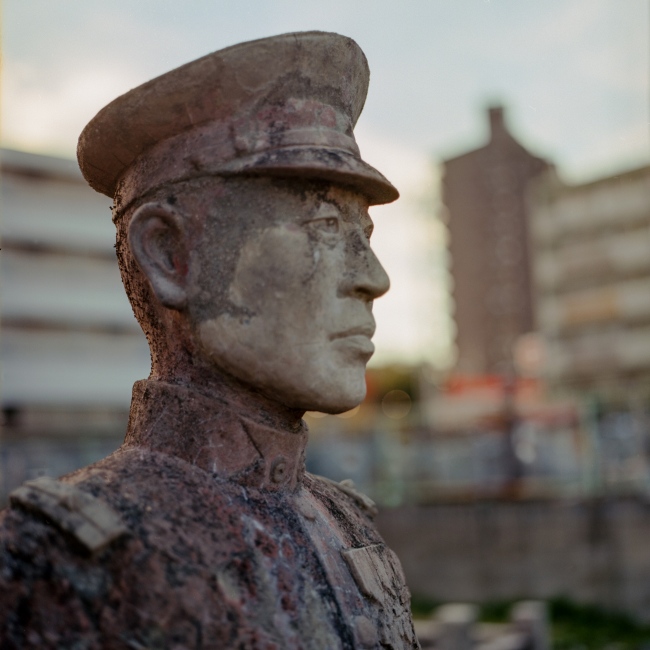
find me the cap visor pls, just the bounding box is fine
[219,146,399,205]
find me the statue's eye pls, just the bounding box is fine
[308,217,340,234]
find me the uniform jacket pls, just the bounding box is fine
[0,380,419,649]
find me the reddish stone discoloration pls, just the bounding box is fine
[0,31,419,648]
[1,384,418,648]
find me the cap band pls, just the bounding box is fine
[78,32,399,208]
[116,99,367,210]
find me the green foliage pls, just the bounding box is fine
[480,599,512,622]
[410,595,650,648]
[409,594,439,619]
[550,597,650,650]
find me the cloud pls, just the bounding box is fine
[1,62,140,156]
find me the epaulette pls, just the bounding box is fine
[9,476,128,554]
[316,475,378,519]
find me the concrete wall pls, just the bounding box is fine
[376,498,650,621]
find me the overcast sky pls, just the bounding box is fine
[3,0,648,367]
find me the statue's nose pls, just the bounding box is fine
[339,232,390,301]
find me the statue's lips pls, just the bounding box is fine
[330,326,376,356]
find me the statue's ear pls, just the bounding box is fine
[128,202,189,310]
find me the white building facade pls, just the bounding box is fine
[530,164,650,405]
[1,149,150,433]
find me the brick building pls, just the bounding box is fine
[441,106,550,375]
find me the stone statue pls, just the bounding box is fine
[0,32,419,649]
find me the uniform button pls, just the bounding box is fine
[353,615,379,648]
[270,457,288,484]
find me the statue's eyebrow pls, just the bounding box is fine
[302,202,339,223]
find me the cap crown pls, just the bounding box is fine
[77,31,398,207]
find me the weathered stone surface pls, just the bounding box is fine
[0,31,418,648]
[0,384,418,647]
[9,477,127,554]
[77,31,398,207]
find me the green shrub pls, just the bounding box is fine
[550,597,650,650]
[411,595,650,648]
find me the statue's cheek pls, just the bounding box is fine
[227,226,316,309]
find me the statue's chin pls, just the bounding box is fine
[231,363,367,415]
[196,317,369,416]
[283,375,367,415]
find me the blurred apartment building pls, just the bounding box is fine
[1,148,150,418]
[1,148,150,500]
[530,163,650,407]
[441,106,551,375]
[3,144,648,505]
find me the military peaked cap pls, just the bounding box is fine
[77,31,399,208]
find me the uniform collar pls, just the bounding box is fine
[124,379,308,492]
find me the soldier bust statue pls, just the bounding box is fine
[0,32,419,649]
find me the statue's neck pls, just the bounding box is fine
[124,378,309,491]
[147,330,305,432]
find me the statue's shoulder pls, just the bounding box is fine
[304,472,378,520]
[7,475,128,556]
[0,448,241,646]
[0,445,183,556]
[0,448,140,556]
[0,466,133,647]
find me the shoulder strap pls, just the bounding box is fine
[10,476,128,554]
